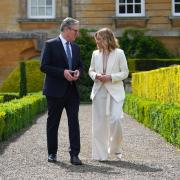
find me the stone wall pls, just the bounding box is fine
[75,0,114,29]
[0,0,20,31]
[0,32,47,86]
[146,0,172,30]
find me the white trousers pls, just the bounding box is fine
[92,86,124,160]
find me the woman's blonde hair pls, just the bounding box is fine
[95,28,119,52]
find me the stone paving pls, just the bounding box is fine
[0,105,179,180]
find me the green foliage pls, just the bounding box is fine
[75,29,96,102]
[0,92,47,141]
[0,96,3,103]
[128,58,180,73]
[119,28,173,58]
[120,28,145,57]
[136,36,172,58]
[0,59,45,93]
[79,85,92,103]
[123,93,180,148]
[0,93,19,102]
[0,112,5,140]
[19,61,27,97]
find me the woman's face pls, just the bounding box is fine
[95,34,105,50]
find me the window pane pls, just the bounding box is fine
[38,0,46,6]
[46,7,52,15]
[135,0,141,3]
[119,0,125,3]
[175,4,180,12]
[46,0,52,5]
[127,0,133,3]
[127,5,133,13]
[119,5,125,13]
[39,7,45,15]
[31,7,37,15]
[31,0,37,6]
[135,5,141,13]
[175,0,180,2]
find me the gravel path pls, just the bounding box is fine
[0,105,179,180]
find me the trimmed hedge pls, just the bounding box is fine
[0,92,47,141]
[0,60,44,93]
[0,93,19,103]
[19,61,27,97]
[132,65,180,106]
[0,96,3,103]
[123,93,180,148]
[128,58,180,73]
[0,112,5,140]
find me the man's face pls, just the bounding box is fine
[67,24,79,42]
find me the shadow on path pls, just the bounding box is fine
[53,161,118,174]
[51,160,162,174]
[101,160,163,172]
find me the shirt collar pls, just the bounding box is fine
[59,34,67,44]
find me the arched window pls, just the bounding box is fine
[28,0,55,19]
[116,0,145,17]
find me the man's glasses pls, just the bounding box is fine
[69,27,79,34]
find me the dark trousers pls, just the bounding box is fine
[46,83,80,157]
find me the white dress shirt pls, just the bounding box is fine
[59,34,72,57]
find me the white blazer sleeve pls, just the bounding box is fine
[111,49,129,83]
[89,51,97,81]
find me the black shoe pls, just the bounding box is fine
[70,156,82,165]
[48,154,57,163]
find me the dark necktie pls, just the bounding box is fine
[66,41,72,70]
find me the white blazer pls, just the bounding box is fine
[89,48,129,102]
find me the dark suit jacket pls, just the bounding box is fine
[40,37,83,97]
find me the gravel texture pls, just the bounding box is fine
[0,104,179,180]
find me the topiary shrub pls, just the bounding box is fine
[120,28,145,58]
[19,61,27,97]
[119,28,173,59]
[136,36,172,59]
[0,59,44,93]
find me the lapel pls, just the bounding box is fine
[106,49,116,74]
[56,37,69,67]
[97,51,103,73]
[71,43,76,69]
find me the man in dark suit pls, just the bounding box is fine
[40,17,83,165]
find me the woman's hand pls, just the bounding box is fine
[96,73,112,83]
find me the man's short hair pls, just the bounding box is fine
[60,17,79,32]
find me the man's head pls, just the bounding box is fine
[60,17,79,42]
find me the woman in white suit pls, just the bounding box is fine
[89,28,129,161]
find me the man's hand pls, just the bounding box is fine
[64,69,80,81]
[73,70,80,79]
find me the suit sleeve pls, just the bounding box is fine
[40,42,65,79]
[111,50,129,83]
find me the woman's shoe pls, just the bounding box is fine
[115,153,122,159]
